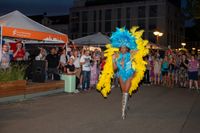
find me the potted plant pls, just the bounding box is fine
[0,64,27,97]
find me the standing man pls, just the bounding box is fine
[46,47,60,80]
[80,50,91,91]
[0,44,10,69]
[35,47,48,80]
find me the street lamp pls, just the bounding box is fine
[153,31,163,45]
[181,43,186,48]
[192,47,196,54]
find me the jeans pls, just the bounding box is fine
[82,71,91,90]
[144,70,150,84]
[47,68,59,80]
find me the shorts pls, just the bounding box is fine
[188,71,198,80]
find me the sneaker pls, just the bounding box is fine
[74,89,79,93]
[111,85,115,89]
[79,85,82,89]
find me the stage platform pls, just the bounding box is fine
[0,80,65,103]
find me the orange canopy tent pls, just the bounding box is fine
[0,10,68,43]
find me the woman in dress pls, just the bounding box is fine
[153,57,161,85]
[90,52,98,89]
[65,57,80,93]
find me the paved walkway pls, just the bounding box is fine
[0,85,199,133]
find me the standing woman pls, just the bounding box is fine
[161,56,169,86]
[112,46,137,119]
[59,49,67,73]
[168,57,175,88]
[97,27,149,119]
[149,56,155,84]
[65,57,80,93]
[71,49,81,89]
[154,57,161,85]
[187,55,199,91]
[90,52,98,89]
[179,54,188,88]
[13,42,25,61]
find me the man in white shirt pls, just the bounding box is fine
[35,48,48,80]
[35,48,46,61]
[0,44,10,69]
[80,50,91,91]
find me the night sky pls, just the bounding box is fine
[0,0,74,16]
[0,0,186,16]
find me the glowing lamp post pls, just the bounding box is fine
[153,31,163,45]
[192,47,196,54]
[181,43,186,48]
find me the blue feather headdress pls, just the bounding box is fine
[110,27,137,50]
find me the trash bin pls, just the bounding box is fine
[61,74,76,93]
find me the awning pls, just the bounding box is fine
[0,10,68,43]
[73,32,110,46]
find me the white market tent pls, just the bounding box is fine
[0,10,68,43]
[72,32,110,47]
[72,31,166,50]
[147,42,168,50]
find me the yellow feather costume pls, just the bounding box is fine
[97,26,149,97]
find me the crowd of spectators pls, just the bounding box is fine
[41,46,102,93]
[1,42,200,93]
[0,41,103,93]
[143,47,200,91]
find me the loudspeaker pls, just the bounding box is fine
[32,60,46,83]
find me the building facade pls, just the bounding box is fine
[69,0,185,48]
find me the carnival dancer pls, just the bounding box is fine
[97,27,149,119]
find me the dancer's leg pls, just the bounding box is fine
[120,77,133,119]
[119,77,125,92]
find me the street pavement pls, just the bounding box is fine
[0,85,199,133]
